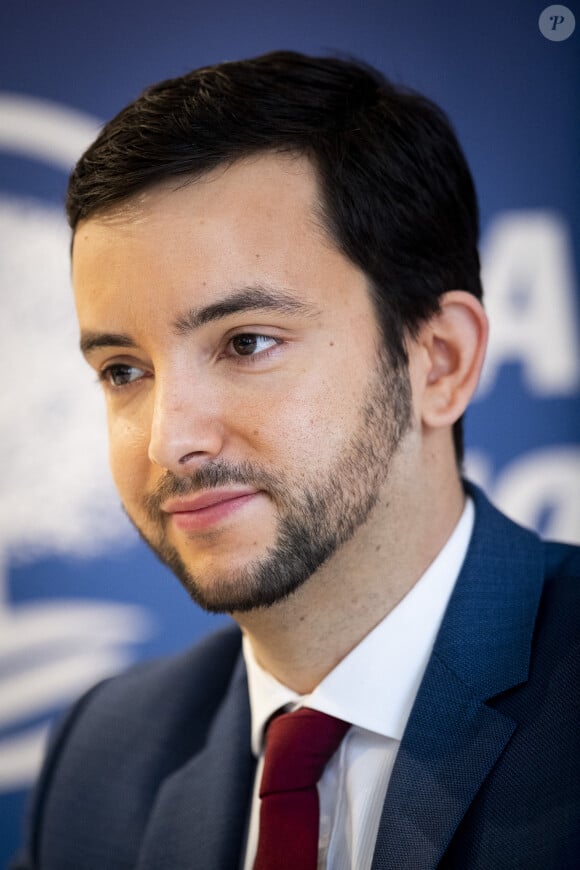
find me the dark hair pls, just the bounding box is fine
[67,50,482,464]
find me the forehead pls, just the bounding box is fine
[74,152,327,254]
[71,152,376,340]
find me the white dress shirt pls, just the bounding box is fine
[242,498,474,870]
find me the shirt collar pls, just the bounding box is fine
[243,497,474,755]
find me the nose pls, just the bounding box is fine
[147,370,226,473]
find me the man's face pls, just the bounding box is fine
[73,154,413,613]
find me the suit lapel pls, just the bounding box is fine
[372,486,545,869]
[137,654,255,870]
[371,656,516,869]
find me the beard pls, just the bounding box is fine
[125,349,412,613]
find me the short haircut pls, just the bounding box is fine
[67,50,483,463]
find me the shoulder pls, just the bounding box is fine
[55,621,244,756]
[544,538,580,583]
[470,492,580,703]
[467,481,580,587]
[40,623,244,802]
[80,620,244,719]
[448,483,580,691]
[533,539,580,662]
[19,623,245,867]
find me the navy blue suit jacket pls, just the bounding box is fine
[15,487,580,868]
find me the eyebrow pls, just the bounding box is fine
[172,285,319,334]
[80,331,137,357]
[79,285,319,356]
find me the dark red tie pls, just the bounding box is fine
[253,707,351,870]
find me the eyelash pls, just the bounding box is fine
[98,333,283,388]
[98,364,143,388]
[226,333,282,363]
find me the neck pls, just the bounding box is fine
[234,455,465,694]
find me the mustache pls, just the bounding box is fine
[143,460,285,521]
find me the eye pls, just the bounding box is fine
[100,363,145,387]
[228,334,279,357]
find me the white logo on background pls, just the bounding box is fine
[478,211,579,397]
[470,209,580,546]
[0,96,152,791]
[466,448,580,545]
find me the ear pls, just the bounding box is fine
[411,290,489,430]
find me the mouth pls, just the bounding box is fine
[162,488,262,532]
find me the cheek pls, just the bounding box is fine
[107,412,151,500]
[249,371,361,473]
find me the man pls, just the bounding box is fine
[15,52,579,869]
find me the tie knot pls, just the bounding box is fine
[259,707,350,797]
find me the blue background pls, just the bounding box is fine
[1,1,578,865]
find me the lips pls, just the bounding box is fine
[162,488,261,531]
[163,488,259,514]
